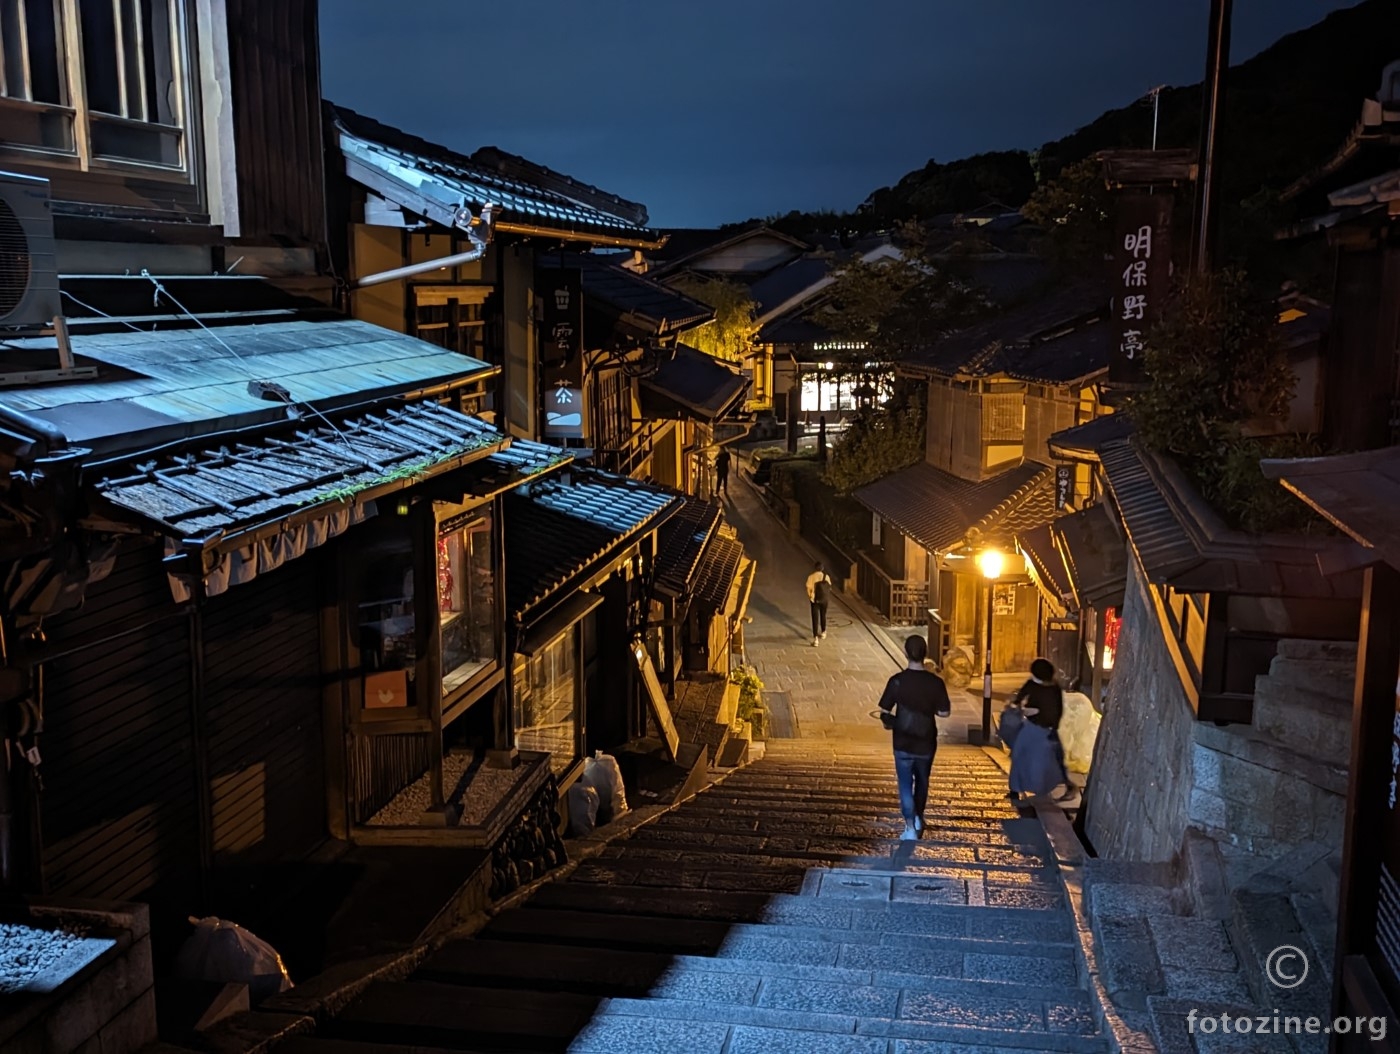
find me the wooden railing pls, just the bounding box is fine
[855,552,928,625]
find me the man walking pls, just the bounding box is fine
[805,561,831,646]
[878,635,953,840]
[714,447,731,498]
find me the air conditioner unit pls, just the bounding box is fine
[0,171,60,329]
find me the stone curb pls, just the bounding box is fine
[1036,800,1160,1054]
[163,761,757,1054]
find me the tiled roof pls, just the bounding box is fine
[646,225,811,272]
[504,472,683,619]
[1053,503,1128,610]
[94,401,510,539]
[903,283,1108,379]
[563,253,714,336]
[0,318,495,456]
[653,497,722,598]
[640,345,748,422]
[692,529,745,616]
[853,460,1053,555]
[1262,445,1400,573]
[992,318,1111,385]
[1047,414,1134,463]
[331,104,663,247]
[748,256,836,318]
[469,145,651,228]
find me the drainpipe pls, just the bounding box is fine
[356,243,489,289]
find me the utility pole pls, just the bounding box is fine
[1147,85,1166,150]
[1191,0,1233,274]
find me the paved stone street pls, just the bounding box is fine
[723,473,985,746]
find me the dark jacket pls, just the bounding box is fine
[878,668,952,756]
[1013,679,1063,730]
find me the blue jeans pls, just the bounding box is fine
[894,749,934,826]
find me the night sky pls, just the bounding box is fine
[319,1,1359,229]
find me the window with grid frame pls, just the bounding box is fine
[981,392,1025,442]
[1,0,197,175]
[590,366,631,453]
[411,284,492,362]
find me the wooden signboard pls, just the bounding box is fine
[632,638,680,761]
[1109,194,1173,388]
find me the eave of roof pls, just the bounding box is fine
[1261,445,1400,572]
[852,460,1053,556]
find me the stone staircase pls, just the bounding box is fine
[282,740,1110,1053]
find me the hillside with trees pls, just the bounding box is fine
[740,0,1397,241]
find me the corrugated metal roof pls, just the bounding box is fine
[1047,414,1135,463]
[1053,503,1128,610]
[640,345,748,421]
[1017,521,1072,608]
[564,253,714,335]
[94,401,513,540]
[1101,438,1362,599]
[853,460,1052,555]
[0,319,493,453]
[654,497,722,598]
[333,105,663,247]
[504,471,683,619]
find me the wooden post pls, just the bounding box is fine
[1334,562,1400,1022]
[415,502,446,816]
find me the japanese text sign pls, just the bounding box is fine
[1109,194,1172,387]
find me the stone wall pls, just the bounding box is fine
[1085,556,1197,861]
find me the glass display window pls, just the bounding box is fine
[513,629,580,774]
[437,508,497,696]
[356,533,417,709]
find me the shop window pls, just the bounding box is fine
[437,510,496,696]
[356,534,417,710]
[2,0,195,173]
[513,629,580,774]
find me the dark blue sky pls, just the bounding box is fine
[320,1,1359,228]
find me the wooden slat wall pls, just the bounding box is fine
[350,733,430,825]
[202,557,325,866]
[223,0,327,247]
[40,543,200,905]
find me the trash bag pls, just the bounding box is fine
[583,752,629,823]
[174,916,292,1003]
[566,780,600,837]
[1058,690,1102,774]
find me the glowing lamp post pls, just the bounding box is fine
[976,548,1004,744]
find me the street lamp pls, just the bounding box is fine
[976,548,1004,744]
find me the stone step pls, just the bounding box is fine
[277,1041,464,1054]
[1291,892,1337,986]
[1259,653,1357,704]
[1230,889,1333,1015]
[1149,996,1306,1054]
[1275,638,1359,666]
[532,884,1077,942]
[568,859,809,895]
[1251,674,1351,767]
[601,834,1046,867]
[588,994,1108,1053]
[327,979,597,1050]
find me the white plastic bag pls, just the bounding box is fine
[1058,690,1102,774]
[566,780,600,836]
[583,751,629,821]
[174,916,292,1003]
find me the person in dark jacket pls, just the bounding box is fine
[878,635,953,840]
[714,448,731,498]
[1009,657,1073,801]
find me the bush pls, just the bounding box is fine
[777,459,869,555]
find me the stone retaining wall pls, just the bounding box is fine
[1085,557,1197,861]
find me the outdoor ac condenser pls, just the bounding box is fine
[0,171,60,329]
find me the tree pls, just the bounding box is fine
[1021,158,1115,269]
[667,276,758,364]
[1126,269,1319,534]
[823,391,926,495]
